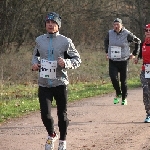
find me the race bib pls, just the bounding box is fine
[145,64,150,78]
[40,59,57,79]
[111,46,121,58]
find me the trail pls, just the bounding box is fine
[1,88,150,150]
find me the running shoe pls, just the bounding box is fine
[45,132,58,150]
[58,140,66,150]
[121,99,127,105]
[113,95,121,104]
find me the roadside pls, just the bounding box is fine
[1,88,150,150]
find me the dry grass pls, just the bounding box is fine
[0,47,142,101]
[0,47,142,122]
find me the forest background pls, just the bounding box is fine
[0,0,150,121]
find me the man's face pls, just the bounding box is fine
[46,20,59,33]
[145,28,150,38]
[113,22,122,33]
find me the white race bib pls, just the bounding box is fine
[40,59,57,79]
[145,64,150,78]
[111,46,121,58]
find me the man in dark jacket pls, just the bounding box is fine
[104,18,141,105]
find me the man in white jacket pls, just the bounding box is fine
[104,18,141,105]
[32,12,81,150]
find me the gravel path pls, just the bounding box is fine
[1,88,150,150]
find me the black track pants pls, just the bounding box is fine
[109,59,128,100]
[38,85,69,140]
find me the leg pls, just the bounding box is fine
[140,71,150,115]
[147,79,150,114]
[109,60,121,96]
[119,61,128,100]
[53,85,69,140]
[38,86,54,135]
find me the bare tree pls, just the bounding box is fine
[1,0,150,53]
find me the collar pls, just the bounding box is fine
[114,27,124,34]
[145,37,150,44]
[46,31,59,38]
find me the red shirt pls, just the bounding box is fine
[142,42,150,70]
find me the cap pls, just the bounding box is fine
[114,18,122,24]
[145,24,150,29]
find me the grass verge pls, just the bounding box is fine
[0,77,141,123]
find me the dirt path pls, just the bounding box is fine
[1,88,150,150]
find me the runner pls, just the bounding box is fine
[32,12,81,150]
[135,24,150,123]
[104,18,141,105]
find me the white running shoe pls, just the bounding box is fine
[58,140,66,150]
[45,132,58,150]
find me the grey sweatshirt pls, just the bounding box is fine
[104,27,141,61]
[32,32,81,87]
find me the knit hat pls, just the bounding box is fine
[45,12,61,28]
[114,18,122,24]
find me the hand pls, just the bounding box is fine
[129,54,135,59]
[134,59,138,64]
[106,54,109,60]
[32,64,40,71]
[58,57,65,68]
[130,54,137,64]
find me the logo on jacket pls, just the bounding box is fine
[142,46,146,51]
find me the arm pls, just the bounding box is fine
[58,38,81,69]
[137,42,143,59]
[104,32,109,54]
[134,42,143,64]
[31,40,40,71]
[127,33,141,56]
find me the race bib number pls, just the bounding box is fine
[111,46,121,58]
[40,59,57,79]
[145,64,150,78]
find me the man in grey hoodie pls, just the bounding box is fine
[104,18,141,105]
[32,12,81,150]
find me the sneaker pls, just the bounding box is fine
[58,140,66,150]
[144,115,150,123]
[113,95,121,104]
[121,99,127,105]
[45,132,58,150]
